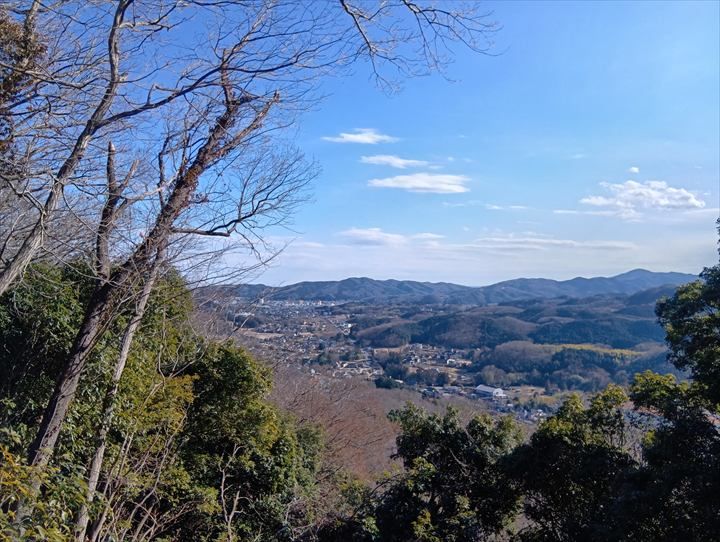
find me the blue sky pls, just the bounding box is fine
[250,0,719,286]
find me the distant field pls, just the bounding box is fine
[238,330,283,340]
[552,343,641,357]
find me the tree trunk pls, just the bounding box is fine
[17,75,271,527]
[27,284,117,469]
[0,184,59,294]
[12,282,117,529]
[73,255,161,541]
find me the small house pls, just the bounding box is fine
[475,384,507,400]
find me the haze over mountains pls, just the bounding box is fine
[217,269,696,305]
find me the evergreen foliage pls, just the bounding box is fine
[0,266,322,541]
[1,260,718,541]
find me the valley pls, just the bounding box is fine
[199,270,690,423]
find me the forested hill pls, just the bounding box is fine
[208,269,696,304]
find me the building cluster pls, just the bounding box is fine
[223,298,555,421]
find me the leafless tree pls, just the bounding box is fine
[0,0,496,293]
[73,141,166,539]
[3,0,498,527]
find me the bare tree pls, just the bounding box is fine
[0,0,495,294]
[72,142,165,540]
[3,0,498,528]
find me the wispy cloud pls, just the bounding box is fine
[368,173,470,193]
[338,227,406,246]
[443,201,527,210]
[322,128,398,144]
[254,229,714,286]
[412,232,445,240]
[486,204,528,211]
[580,180,705,219]
[553,209,623,217]
[337,228,633,252]
[360,155,429,168]
[628,166,640,174]
[443,200,481,208]
[469,233,635,252]
[338,228,443,246]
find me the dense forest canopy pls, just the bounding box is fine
[2,250,718,541]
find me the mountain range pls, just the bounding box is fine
[207,269,696,305]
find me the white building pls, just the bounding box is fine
[475,384,507,400]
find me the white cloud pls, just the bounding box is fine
[337,228,445,246]
[360,155,429,168]
[338,228,633,252]
[443,201,527,210]
[412,232,445,240]
[487,204,528,211]
[469,233,635,252]
[443,200,482,208]
[245,228,715,286]
[322,128,398,144]
[338,227,407,246]
[628,166,640,174]
[555,206,720,224]
[553,209,624,217]
[580,180,706,220]
[368,173,470,193]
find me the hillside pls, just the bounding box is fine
[351,291,668,350]
[206,269,696,305]
[346,287,682,392]
[477,269,696,303]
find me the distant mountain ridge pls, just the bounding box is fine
[206,269,696,305]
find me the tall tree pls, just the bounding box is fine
[12,0,497,477]
[507,386,635,541]
[324,404,522,542]
[1,1,499,530]
[656,260,720,408]
[0,0,496,295]
[614,227,720,540]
